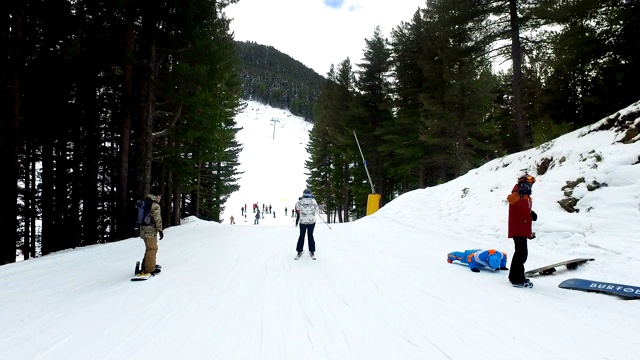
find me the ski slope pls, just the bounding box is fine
[1,100,640,360]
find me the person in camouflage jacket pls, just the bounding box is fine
[140,186,163,274]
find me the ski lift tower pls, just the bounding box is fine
[270,118,280,139]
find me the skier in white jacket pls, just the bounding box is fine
[296,189,319,258]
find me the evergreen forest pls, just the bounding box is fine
[306,0,639,222]
[235,41,327,120]
[1,0,244,264]
[1,0,638,264]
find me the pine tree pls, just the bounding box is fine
[308,64,351,222]
[353,27,395,205]
[389,11,432,189]
[0,0,243,260]
[158,1,242,222]
[540,0,640,128]
[391,0,500,184]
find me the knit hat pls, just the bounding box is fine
[517,170,536,184]
[303,189,312,197]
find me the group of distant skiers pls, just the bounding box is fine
[230,203,278,225]
[244,203,273,214]
[229,199,309,227]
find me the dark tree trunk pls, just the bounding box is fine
[55,138,69,251]
[194,162,201,216]
[69,129,82,247]
[117,0,135,240]
[41,140,54,256]
[172,173,181,226]
[340,163,349,223]
[0,10,21,264]
[137,45,156,198]
[30,143,37,258]
[509,0,527,149]
[109,129,119,242]
[24,139,30,260]
[136,2,160,199]
[81,73,99,246]
[163,165,171,226]
[418,158,426,189]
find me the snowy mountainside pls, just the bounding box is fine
[376,100,640,283]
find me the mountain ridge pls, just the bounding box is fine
[235,41,327,120]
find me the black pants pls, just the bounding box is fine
[296,223,315,253]
[509,236,529,283]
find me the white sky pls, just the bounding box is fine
[2,100,640,359]
[225,0,427,75]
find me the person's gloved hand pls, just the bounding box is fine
[500,267,509,271]
[531,210,538,221]
[159,231,164,240]
[471,268,480,273]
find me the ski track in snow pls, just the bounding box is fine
[4,218,634,359]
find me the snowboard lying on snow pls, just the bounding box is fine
[525,258,594,277]
[559,278,640,300]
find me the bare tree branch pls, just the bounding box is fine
[153,105,182,138]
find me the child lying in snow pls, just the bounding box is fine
[447,249,509,272]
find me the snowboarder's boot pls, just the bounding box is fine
[151,265,161,275]
[511,279,534,288]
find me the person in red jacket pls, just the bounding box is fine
[507,172,538,288]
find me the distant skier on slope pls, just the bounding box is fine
[447,249,508,272]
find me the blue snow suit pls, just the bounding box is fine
[447,249,507,271]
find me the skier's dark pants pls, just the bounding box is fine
[509,236,528,283]
[296,223,315,253]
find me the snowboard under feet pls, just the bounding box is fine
[131,273,152,281]
[132,261,161,281]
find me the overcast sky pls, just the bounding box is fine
[225,0,427,76]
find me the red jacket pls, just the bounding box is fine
[507,184,533,238]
